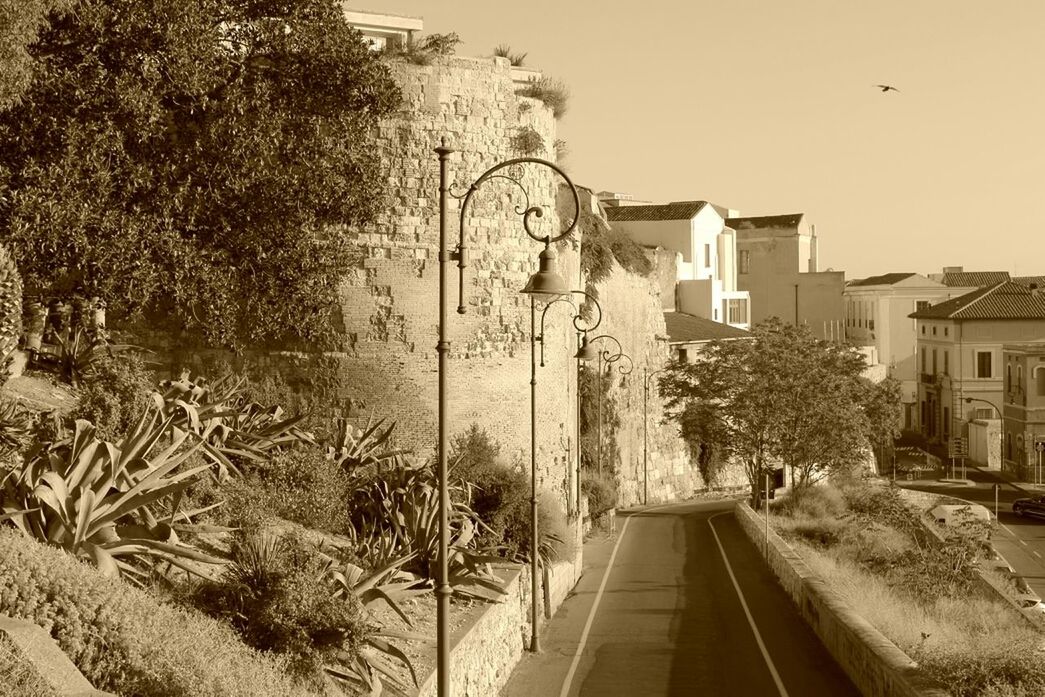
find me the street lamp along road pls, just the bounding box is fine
[435,141,580,689]
[537,292,603,519]
[643,367,671,506]
[580,333,632,480]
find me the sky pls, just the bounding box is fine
[371,1,1045,280]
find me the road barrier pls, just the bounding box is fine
[734,501,952,697]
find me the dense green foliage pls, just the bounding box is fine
[578,363,621,476]
[516,76,569,118]
[661,319,900,504]
[450,424,571,562]
[191,532,364,682]
[69,352,154,440]
[0,527,319,697]
[0,0,399,348]
[0,0,71,108]
[575,199,653,289]
[581,471,617,518]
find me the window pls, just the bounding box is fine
[932,326,937,336]
[1037,367,1045,396]
[944,351,949,376]
[704,244,711,268]
[1017,365,1023,390]
[976,351,992,378]
[739,250,750,274]
[1006,432,1012,460]
[678,348,689,363]
[916,300,930,312]
[1007,363,1012,392]
[727,298,748,324]
[944,327,949,337]
[921,348,926,372]
[921,325,926,335]
[943,407,950,439]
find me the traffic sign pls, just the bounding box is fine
[1036,441,1045,453]
[948,437,968,458]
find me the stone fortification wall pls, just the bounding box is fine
[589,260,700,507]
[132,56,580,508]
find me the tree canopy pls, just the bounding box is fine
[0,0,400,348]
[660,318,900,503]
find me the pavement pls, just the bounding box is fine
[500,498,859,697]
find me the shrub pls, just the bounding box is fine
[222,446,351,534]
[450,424,571,562]
[517,76,569,118]
[70,352,154,441]
[493,44,527,66]
[0,397,35,463]
[191,532,364,682]
[575,201,653,290]
[0,528,318,697]
[779,483,846,519]
[582,471,617,517]
[510,126,545,156]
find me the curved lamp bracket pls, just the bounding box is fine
[455,158,580,313]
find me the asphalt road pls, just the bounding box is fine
[501,499,859,697]
[900,469,1045,598]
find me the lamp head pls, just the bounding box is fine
[521,244,569,297]
[574,333,599,362]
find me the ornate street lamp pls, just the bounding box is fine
[642,367,670,506]
[537,292,602,518]
[581,334,631,478]
[435,141,579,691]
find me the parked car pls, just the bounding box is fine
[1012,495,1045,519]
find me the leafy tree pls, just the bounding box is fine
[860,375,903,466]
[579,363,621,476]
[661,318,884,504]
[0,0,399,349]
[0,0,71,108]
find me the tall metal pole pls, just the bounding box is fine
[597,351,603,477]
[764,471,770,557]
[643,368,649,506]
[576,331,583,517]
[529,296,540,653]
[434,140,453,697]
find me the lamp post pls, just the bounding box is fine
[436,142,579,690]
[538,293,602,519]
[581,333,631,478]
[643,366,670,506]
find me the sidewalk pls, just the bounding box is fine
[965,462,1045,494]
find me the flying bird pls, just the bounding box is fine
[875,84,900,93]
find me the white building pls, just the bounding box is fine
[605,201,751,330]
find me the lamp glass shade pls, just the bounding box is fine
[574,335,599,362]
[521,246,569,296]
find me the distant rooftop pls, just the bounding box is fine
[848,272,918,287]
[909,282,1045,321]
[596,191,652,207]
[1013,275,1045,289]
[605,201,710,222]
[663,312,751,343]
[937,270,1010,288]
[725,214,804,230]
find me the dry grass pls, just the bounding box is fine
[0,635,58,697]
[770,481,1045,696]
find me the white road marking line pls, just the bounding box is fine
[1020,539,1029,546]
[1001,523,1017,536]
[1034,551,1042,559]
[708,512,790,697]
[559,513,633,697]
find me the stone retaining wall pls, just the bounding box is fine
[418,521,583,697]
[733,502,951,697]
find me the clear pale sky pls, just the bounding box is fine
[372,1,1045,280]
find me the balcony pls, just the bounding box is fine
[920,373,936,385]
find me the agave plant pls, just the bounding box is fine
[53,327,141,388]
[152,371,314,476]
[0,409,224,584]
[325,417,402,475]
[321,552,429,696]
[0,397,34,463]
[0,244,21,382]
[351,459,506,602]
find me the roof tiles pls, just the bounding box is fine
[663,312,751,343]
[604,201,709,222]
[939,271,1010,287]
[909,282,1045,320]
[848,273,918,287]
[725,214,804,230]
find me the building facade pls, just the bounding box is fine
[844,273,964,429]
[910,282,1045,469]
[726,214,845,340]
[1002,343,1045,480]
[605,201,751,330]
